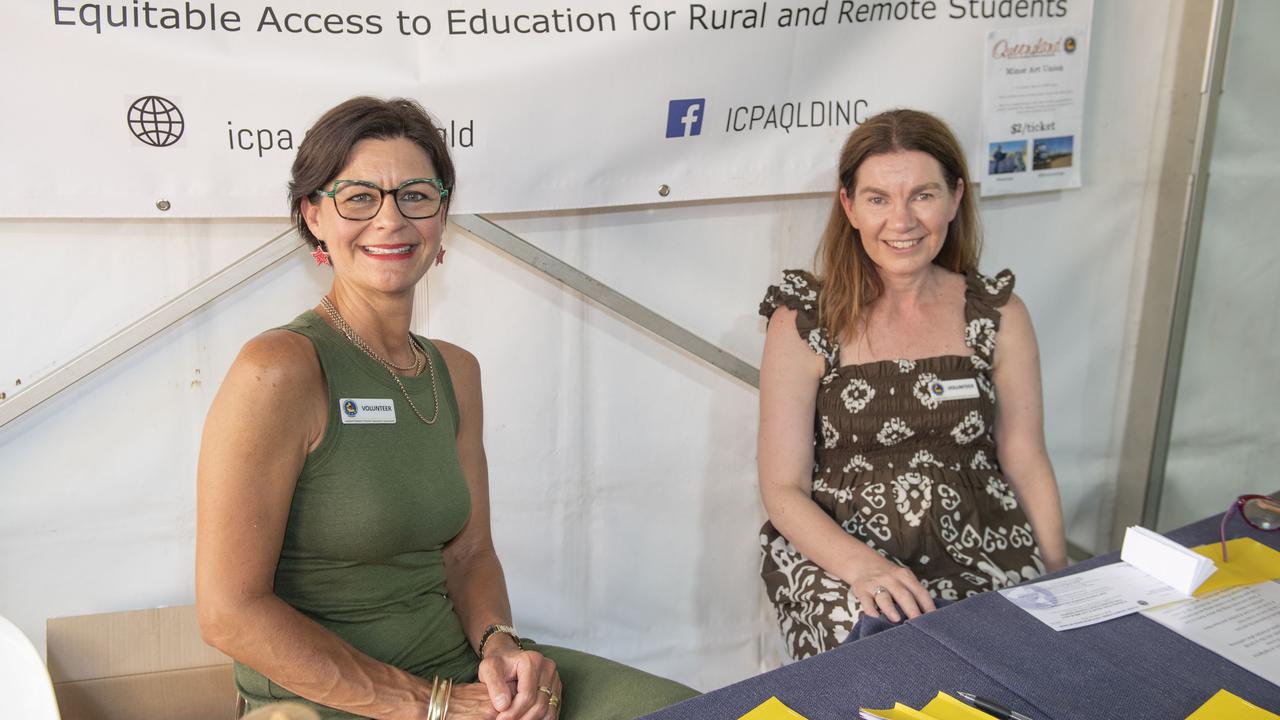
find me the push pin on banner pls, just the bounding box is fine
[156,199,171,212]
[657,184,671,197]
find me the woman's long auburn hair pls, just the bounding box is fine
[815,109,981,344]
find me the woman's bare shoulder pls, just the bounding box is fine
[201,329,325,466]
[211,330,325,434]
[231,329,321,387]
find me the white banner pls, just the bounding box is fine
[3,1,1091,218]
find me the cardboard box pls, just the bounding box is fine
[46,605,237,720]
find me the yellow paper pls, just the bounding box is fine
[921,692,1008,720]
[1185,689,1280,719]
[860,694,993,720]
[859,703,939,720]
[1191,538,1280,596]
[738,696,809,720]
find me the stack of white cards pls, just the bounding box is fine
[1120,525,1217,596]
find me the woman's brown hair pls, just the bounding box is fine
[288,97,456,250]
[815,109,980,344]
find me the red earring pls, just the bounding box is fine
[436,247,446,266]
[312,243,330,266]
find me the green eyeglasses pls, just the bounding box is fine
[315,178,449,221]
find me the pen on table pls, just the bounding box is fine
[957,691,1036,720]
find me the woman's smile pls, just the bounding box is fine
[360,243,418,259]
[883,237,923,251]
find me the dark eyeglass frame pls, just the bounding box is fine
[314,177,450,220]
[1219,494,1280,561]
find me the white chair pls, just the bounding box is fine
[0,614,62,719]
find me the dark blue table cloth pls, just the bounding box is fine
[643,514,1280,720]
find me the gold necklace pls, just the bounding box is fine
[321,296,422,372]
[385,340,424,373]
[320,296,440,425]
[336,316,421,372]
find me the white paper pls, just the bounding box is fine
[1120,525,1217,596]
[1000,562,1189,631]
[1142,581,1280,686]
[980,25,1089,196]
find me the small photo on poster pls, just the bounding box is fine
[1033,136,1074,170]
[988,140,1027,175]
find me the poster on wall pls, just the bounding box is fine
[980,24,1089,196]
[2,1,1091,217]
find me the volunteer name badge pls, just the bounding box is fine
[339,398,397,424]
[928,378,980,401]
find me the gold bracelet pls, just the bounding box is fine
[477,623,522,658]
[430,676,453,720]
[439,677,453,720]
[427,676,443,720]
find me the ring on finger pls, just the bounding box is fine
[872,585,889,598]
[538,685,561,709]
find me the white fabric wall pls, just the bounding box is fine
[1159,0,1280,530]
[1,2,1174,690]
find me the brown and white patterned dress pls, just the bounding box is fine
[759,268,1044,660]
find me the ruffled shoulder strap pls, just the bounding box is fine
[759,269,838,367]
[962,269,1015,369]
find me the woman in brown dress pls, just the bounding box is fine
[757,109,1068,660]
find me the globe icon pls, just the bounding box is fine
[127,96,184,147]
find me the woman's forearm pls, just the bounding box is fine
[1002,451,1068,571]
[763,484,891,585]
[1022,481,1068,570]
[444,547,515,654]
[199,593,432,719]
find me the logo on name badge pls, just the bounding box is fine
[338,398,397,424]
[929,381,946,397]
[666,98,706,138]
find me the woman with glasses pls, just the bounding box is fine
[196,97,696,720]
[756,109,1069,660]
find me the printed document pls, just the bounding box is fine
[1143,581,1280,687]
[999,562,1189,631]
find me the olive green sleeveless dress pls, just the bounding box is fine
[235,310,696,719]
[758,270,1046,660]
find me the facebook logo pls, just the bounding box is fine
[666,98,706,138]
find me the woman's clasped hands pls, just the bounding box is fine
[447,644,560,720]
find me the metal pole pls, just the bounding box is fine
[1141,0,1236,528]
[452,214,761,388]
[0,230,304,430]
